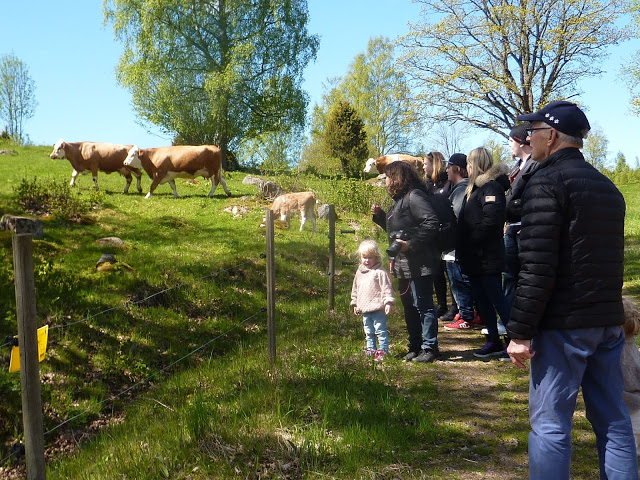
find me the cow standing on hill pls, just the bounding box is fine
[49,139,143,193]
[363,154,424,175]
[123,145,231,199]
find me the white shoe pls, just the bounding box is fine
[481,322,507,336]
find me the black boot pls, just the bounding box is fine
[439,304,458,322]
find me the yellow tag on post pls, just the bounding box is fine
[8,325,49,373]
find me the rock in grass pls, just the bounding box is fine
[96,237,125,247]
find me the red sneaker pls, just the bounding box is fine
[444,318,473,330]
[472,313,483,327]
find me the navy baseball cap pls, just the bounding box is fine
[447,153,467,168]
[518,101,590,138]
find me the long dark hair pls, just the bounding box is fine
[385,161,425,198]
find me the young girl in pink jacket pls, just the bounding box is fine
[350,240,395,361]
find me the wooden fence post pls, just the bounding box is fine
[13,234,46,480]
[328,205,335,311]
[265,210,276,362]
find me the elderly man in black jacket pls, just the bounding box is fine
[506,101,638,479]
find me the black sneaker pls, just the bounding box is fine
[439,305,459,322]
[402,350,420,362]
[473,341,505,359]
[436,305,448,318]
[412,349,439,363]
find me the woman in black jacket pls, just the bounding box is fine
[372,161,441,363]
[456,147,511,358]
[424,151,454,318]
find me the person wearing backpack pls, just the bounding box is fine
[372,161,442,363]
[456,147,511,358]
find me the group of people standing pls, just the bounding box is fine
[349,101,639,478]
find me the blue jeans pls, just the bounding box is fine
[469,274,510,343]
[529,327,638,480]
[362,310,389,353]
[398,276,438,353]
[503,224,520,312]
[446,260,474,321]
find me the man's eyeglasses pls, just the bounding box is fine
[527,127,552,136]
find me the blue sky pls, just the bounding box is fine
[1,0,639,164]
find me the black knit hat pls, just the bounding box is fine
[509,122,531,146]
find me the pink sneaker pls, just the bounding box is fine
[374,350,387,362]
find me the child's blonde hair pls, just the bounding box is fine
[357,239,382,263]
[622,297,640,337]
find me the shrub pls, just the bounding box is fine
[13,177,103,222]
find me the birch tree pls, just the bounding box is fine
[104,0,319,169]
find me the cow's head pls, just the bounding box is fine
[49,139,66,159]
[363,157,377,173]
[124,146,142,169]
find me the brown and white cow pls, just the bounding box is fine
[49,139,143,193]
[123,145,231,199]
[363,154,424,175]
[270,192,318,231]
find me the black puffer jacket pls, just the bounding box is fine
[508,148,625,340]
[456,163,510,276]
[373,186,440,279]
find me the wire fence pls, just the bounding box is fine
[1,212,339,473]
[1,257,271,468]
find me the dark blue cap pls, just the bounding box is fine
[518,101,590,138]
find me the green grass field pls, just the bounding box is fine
[0,144,639,479]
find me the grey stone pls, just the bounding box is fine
[96,237,125,247]
[96,253,117,267]
[242,175,266,186]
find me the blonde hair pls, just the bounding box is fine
[357,239,382,263]
[465,147,494,199]
[622,297,640,337]
[426,151,446,183]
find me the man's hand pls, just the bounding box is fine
[506,338,535,370]
[384,304,392,315]
[353,307,361,315]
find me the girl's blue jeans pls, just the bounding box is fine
[362,310,389,353]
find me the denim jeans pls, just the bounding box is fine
[529,327,638,480]
[362,310,389,353]
[398,276,438,353]
[469,274,510,343]
[445,260,474,321]
[503,224,521,312]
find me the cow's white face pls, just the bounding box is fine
[124,146,142,168]
[49,139,66,159]
[363,158,376,173]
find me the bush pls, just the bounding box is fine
[13,177,103,222]
[314,176,389,216]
